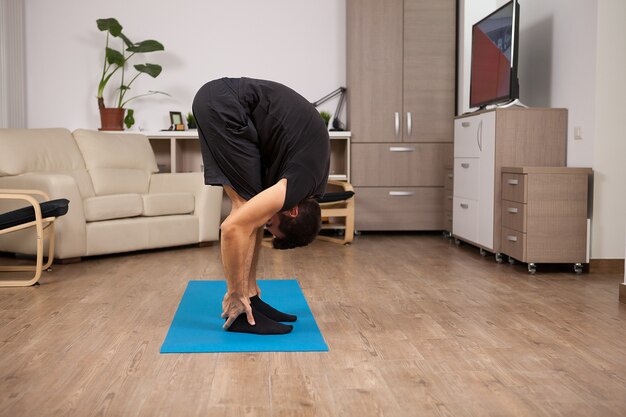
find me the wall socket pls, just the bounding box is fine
[574,126,583,140]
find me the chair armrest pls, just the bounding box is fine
[148,172,223,242]
[0,173,86,258]
[0,190,48,234]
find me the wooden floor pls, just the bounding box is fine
[0,234,625,417]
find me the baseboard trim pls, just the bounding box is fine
[589,258,625,274]
[620,283,626,304]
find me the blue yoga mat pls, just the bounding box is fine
[161,279,328,353]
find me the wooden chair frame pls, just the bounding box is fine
[0,189,57,286]
[317,180,355,245]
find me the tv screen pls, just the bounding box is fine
[469,0,520,108]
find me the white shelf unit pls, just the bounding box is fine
[145,130,351,181]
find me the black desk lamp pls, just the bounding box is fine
[312,87,346,131]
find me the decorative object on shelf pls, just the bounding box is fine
[96,18,168,131]
[186,112,197,129]
[312,87,346,131]
[319,111,331,128]
[170,111,184,131]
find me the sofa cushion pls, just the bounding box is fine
[0,128,96,197]
[72,129,158,196]
[142,193,195,217]
[83,194,143,222]
[0,128,86,176]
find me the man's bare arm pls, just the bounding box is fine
[220,180,286,328]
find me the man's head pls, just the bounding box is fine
[266,197,321,250]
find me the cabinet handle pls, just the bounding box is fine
[389,191,414,196]
[507,207,519,214]
[389,146,415,152]
[461,163,470,168]
[460,203,469,209]
[477,119,483,151]
[507,179,519,185]
[406,112,412,137]
[507,235,518,242]
[447,173,453,179]
[461,121,470,128]
[394,112,400,137]
[448,195,453,200]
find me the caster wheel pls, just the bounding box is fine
[495,253,503,263]
[480,248,487,257]
[508,257,515,265]
[454,238,461,246]
[528,263,537,274]
[442,231,451,239]
[574,263,583,274]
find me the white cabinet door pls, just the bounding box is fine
[477,111,496,250]
[453,196,479,243]
[454,116,481,158]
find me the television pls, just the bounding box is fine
[469,0,520,109]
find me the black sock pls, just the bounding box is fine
[226,306,293,335]
[250,295,297,322]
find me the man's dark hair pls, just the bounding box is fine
[272,197,321,250]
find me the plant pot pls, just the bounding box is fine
[99,107,125,131]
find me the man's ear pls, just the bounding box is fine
[284,206,299,218]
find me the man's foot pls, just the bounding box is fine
[226,307,293,335]
[250,295,297,322]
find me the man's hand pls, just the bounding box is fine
[221,292,255,329]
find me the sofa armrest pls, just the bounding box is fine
[0,173,86,258]
[148,173,223,242]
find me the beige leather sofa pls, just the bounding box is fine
[0,128,222,261]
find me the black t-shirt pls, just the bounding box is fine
[237,78,330,211]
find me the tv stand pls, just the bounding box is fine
[493,98,528,109]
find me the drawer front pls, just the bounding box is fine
[501,227,527,261]
[453,158,480,200]
[351,143,452,187]
[454,116,480,158]
[454,111,495,158]
[501,200,526,232]
[452,196,479,244]
[355,187,444,230]
[443,191,453,212]
[502,173,527,203]
[444,168,454,191]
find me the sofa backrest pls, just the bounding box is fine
[72,129,158,196]
[0,128,95,197]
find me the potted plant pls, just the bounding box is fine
[319,111,331,128]
[186,112,197,129]
[96,18,167,130]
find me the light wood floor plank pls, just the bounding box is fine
[0,234,625,417]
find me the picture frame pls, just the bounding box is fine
[169,111,185,131]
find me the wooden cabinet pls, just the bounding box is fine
[443,166,453,235]
[452,108,568,254]
[347,0,456,230]
[500,167,592,274]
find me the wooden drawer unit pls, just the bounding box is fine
[354,187,443,231]
[500,167,592,274]
[351,143,451,187]
[502,173,527,202]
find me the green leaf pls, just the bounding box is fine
[134,64,162,78]
[105,47,125,66]
[124,109,135,129]
[97,18,122,37]
[127,40,164,53]
[119,85,130,91]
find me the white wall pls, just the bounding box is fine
[592,0,626,260]
[24,0,346,131]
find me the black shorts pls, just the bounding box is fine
[192,78,263,201]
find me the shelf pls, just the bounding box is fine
[145,130,351,181]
